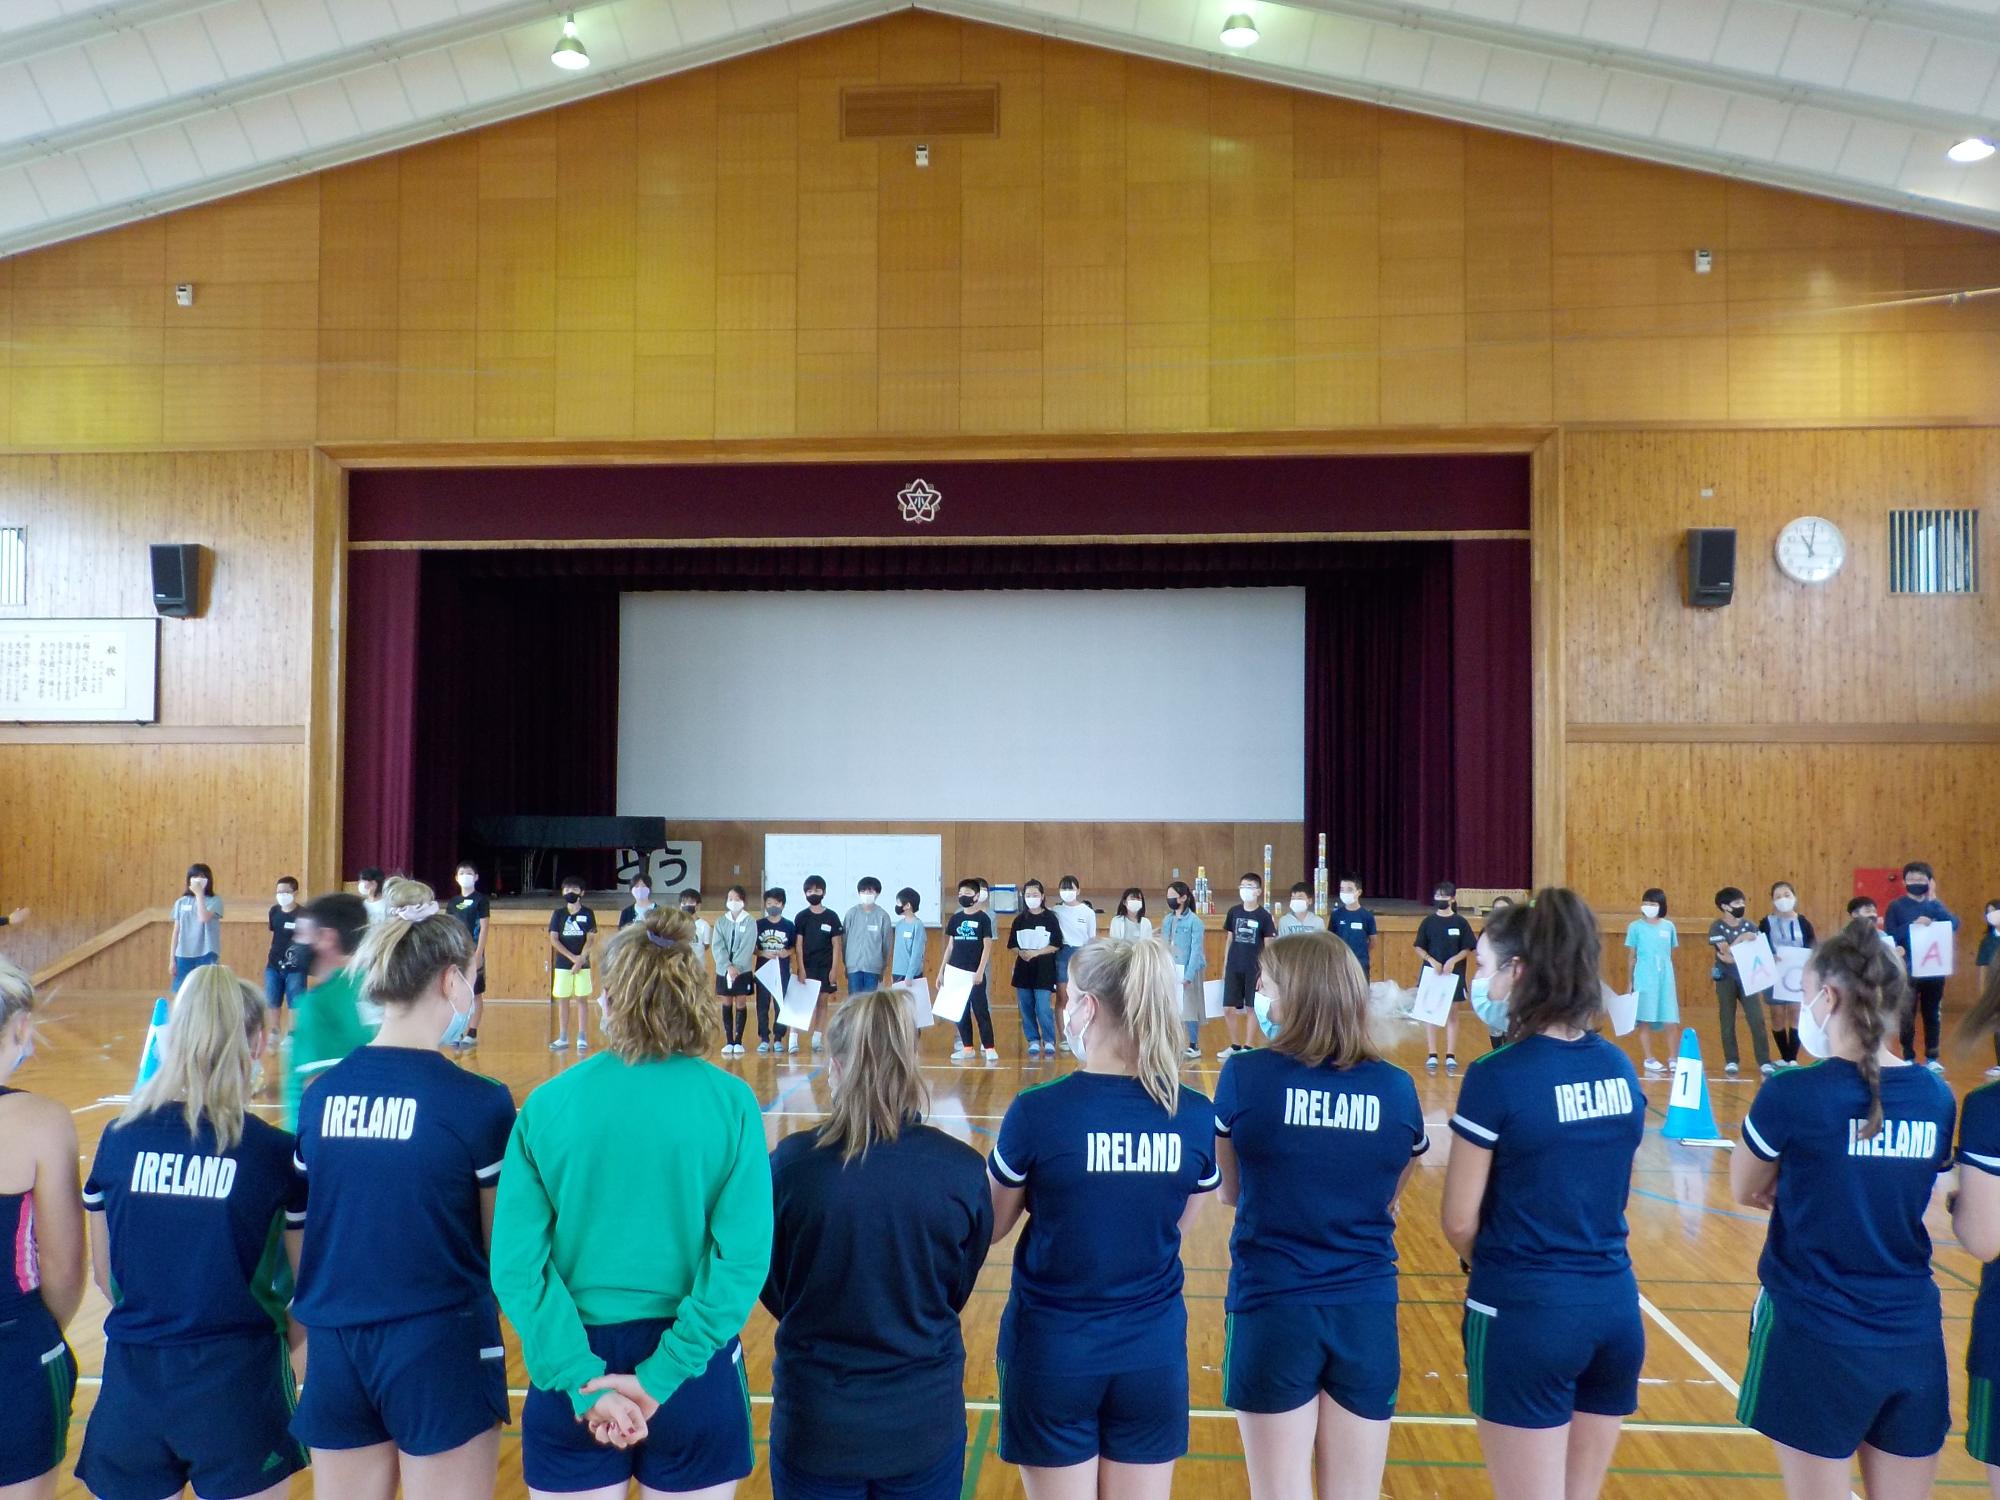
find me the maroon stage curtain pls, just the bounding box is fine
[341,551,422,879]
[1451,540,1534,890]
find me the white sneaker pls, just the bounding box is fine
[1927,1059,1946,1074]
[1445,1054,1458,1075]
[1724,1062,1740,1076]
[1644,1057,1666,1074]
[1060,1040,1073,1054]
[1987,1065,2000,1079]
[1760,1062,1775,1077]
[787,1035,799,1054]
[549,1036,568,1051]
[984,1048,1000,1063]
[1425,1054,1438,1073]
[576,1037,588,1052]
[1215,1044,1237,1060]
[757,1041,771,1054]
[951,1044,970,1062]
[1183,1046,1200,1061]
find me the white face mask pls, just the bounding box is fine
[1239,887,1259,904]
[457,874,476,892]
[725,898,745,915]
[1064,995,1094,1062]
[632,890,652,907]
[1989,910,2000,930]
[1126,899,1143,915]
[1025,893,1043,910]
[1774,896,1797,914]
[1339,890,1359,908]
[276,892,295,909]
[1060,889,1078,904]
[859,892,876,907]
[1289,897,1309,914]
[1640,903,1660,920]
[1797,986,1833,1058]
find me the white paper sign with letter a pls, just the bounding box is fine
[1909,921,1955,978]
[1731,934,1779,996]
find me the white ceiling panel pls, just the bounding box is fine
[0,0,1993,261]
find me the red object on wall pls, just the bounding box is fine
[1854,867,1904,912]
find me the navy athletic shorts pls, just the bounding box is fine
[1224,1302,1399,1420]
[1738,1293,1947,1461]
[1462,1294,1643,1430]
[998,1359,1188,1467]
[291,1299,508,1456]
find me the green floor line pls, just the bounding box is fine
[960,1407,994,1500]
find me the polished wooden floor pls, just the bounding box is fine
[28,991,1998,1499]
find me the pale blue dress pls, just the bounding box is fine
[1624,918,1680,1024]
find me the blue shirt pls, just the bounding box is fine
[1743,1058,1954,1343]
[892,916,926,979]
[1623,918,1678,981]
[84,1110,304,1345]
[293,1046,517,1327]
[1330,907,1377,973]
[1213,1051,1426,1312]
[1449,1034,1644,1305]
[1957,1083,2000,1376]
[1159,909,1205,981]
[989,1073,1218,1374]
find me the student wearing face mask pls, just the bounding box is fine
[1732,921,1955,1500]
[892,888,927,990]
[1979,899,2000,1079]
[289,878,518,1497]
[757,889,799,1055]
[1277,882,1324,937]
[1110,888,1153,943]
[170,862,224,991]
[1010,880,1063,1059]
[713,886,760,1053]
[1216,933,1426,1500]
[1413,883,1476,1075]
[357,867,387,926]
[987,937,1219,1496]
[1885,862,1955,1074]
[764,986,990,1500]
[1160,882,1206,1063]
[619,875,658,929]
[265,874,308,1048]
[1330,876,1377,979]
[1054,878,1097,1052]
[1442,893,1646,1500]
[492,908,773,1500]
[794,878,845,1056]
[679,887,712,968]
[78,967,309,1500]
[1710,886,1774,1078]
[1760,882,1817,1069]
[446,860,489,1047]
[942,879,998,1064]
[1624,888,1679,1076]
[1950,959,2000,1483]
[0,957,85,1500]
[842,877,896,998]
[547,878,599,1054]
[285,891,377,1131]
[1221,875,1279,1060]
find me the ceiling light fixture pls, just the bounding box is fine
[551,12,590,71]
[1948,136,1995,163]
[1220,12,1259,46]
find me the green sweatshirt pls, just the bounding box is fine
[489,1052,773,1417]
[283,965,377,1130]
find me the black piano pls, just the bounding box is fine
[469,815,667,894]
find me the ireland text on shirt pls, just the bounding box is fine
[129,1151,238,1200]
[1086,1131,1184,1173]
[319,1094,418,1141]
[1283,1088,1381,1131]
[1847,1117,1939,1159]
[1553,1077,1636,1125]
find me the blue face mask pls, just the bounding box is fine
[5,1031,32,1078]
[1252,992,1281,1040]
[1468,975,1510,1034]
[438,972,473,1048]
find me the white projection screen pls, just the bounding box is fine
[618,589,1304,822]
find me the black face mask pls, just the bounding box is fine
[1728,904,1746,918]
[958,893,976,908]
[806,892,825,905]
[766,905,782,917]
[1907,882,1930,897]
[1434,898,1452,911]
[565,894,582,906]
[1166,895,1181,909]
[679,904,697,915]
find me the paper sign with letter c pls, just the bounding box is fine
[1774,946,1811,1003]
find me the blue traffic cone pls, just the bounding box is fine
[133,997,168,1091]
[1661,1028,1726,1144]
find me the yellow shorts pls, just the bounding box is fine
[553,968,592,999]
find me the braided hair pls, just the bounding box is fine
[1807,917,1909,1141]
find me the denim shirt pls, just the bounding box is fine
[1160,909,1205,981]
[892,916,927,979]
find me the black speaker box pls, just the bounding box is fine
[150,543,201,618]
[1686,528,1735,608]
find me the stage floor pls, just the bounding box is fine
[28,992,1994,1499]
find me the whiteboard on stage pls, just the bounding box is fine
[764,834,944,929]
[0,618,158,723]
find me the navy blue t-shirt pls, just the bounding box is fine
[1214,1051,1426,1312]
[292,1046,517,1327]
[1958,1082,2000,1376]
[1330,907,1378,973]
[84,1110,305,1345]
[1449,1033,1644,1306]
[989,1072,1217,1374]
[1743,1058,1954,1344]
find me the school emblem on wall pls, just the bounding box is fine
[897,479,942,524]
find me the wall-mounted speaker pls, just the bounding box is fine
[1686,528,1735,608]
[150,543,202,618]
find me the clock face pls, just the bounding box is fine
[1775,516,1847,584]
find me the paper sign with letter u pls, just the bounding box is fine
[1731,934,1779,996]
[1909,921,1955,978]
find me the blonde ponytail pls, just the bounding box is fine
[122,964,262,1151]
[821,986,928,1162]
[1069,936,1184,1113]
[354,877,472,1010]
[0,957,34,1032]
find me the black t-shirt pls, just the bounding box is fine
[618,902,658,929]
[758,916,798,975]
[1415,910,1477,968]
[448,893,490,967]
[795,906,844,968]
[1223,905,1278,974]
[945,909,993,975]
[266,904,302,968]
[1009,910,1061,989]
[548,904,597,969]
